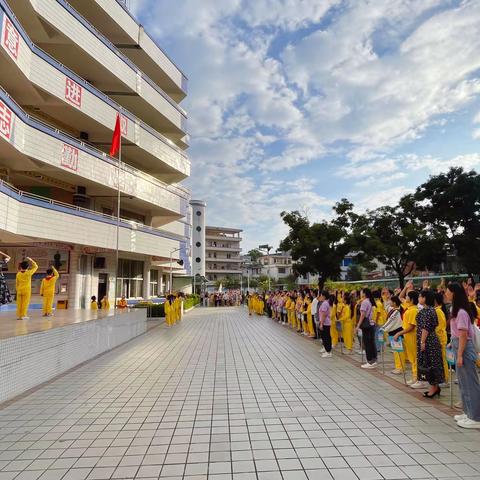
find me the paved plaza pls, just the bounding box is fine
[1,307,480,480]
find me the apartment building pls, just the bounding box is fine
[259,252,293,281]
[0,0,192,308]
[205,226,242,284]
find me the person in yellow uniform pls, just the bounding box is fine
[40,266,59,317]
[16,257,38,320]
[394,290,419,385]
[434,293,449,383]
[90,295,99,310]
[330,296,338,347]
[385,296,406,374]
[118,296,128,309]
[295,294,303,332]
[100,295,111,311]
[339,293,354,353]
[163,295,175,327]
[284,295,291,325]
[306,295,315,337]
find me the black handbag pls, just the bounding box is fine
[417,356,434,383]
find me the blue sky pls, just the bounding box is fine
[131,0,480,252]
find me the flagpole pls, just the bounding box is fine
[114,117,121,316]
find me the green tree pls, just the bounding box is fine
[350,205,446,288]
[247,249,263,263]
[401,167,480,275]
[279,209,351,290]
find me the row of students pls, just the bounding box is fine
[164,293,184,326]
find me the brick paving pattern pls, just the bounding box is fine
[1,307,479,480]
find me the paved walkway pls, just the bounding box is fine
[1,307,479,480]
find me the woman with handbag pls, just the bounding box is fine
[445,283,480,429]
[416,290,444,398]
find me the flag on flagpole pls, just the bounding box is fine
[110,113,121,156]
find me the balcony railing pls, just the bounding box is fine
[56,0,187,119]
[0,0,189,160]
[0,179,185,242]
[0,87,190,205]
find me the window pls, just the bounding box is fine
[213,253,217,258]
[278,267,286,274]
[117,259,144,298]
[196,241,201,247]
[196,257,201,263]
[226,254,231,259]
[196,210,202,216]
[196,226,201,232]
[149,269,159,297]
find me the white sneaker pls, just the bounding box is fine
[321,352,332,358]
[457,418,480,429]
[361,362,377,369]
[319,347,326,354]
[356,350,366,355]
[21,316,29,320]
[406,379,415,386]
[454,414,467,422]
[391,369,403,375]
[410,381,428,389]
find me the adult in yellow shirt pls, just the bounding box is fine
[394,291,419,385]
[40,266,59,317]
[16,257,38,320]
[330,298,338,347]
[101,296,111,311]
[90,296,99,310]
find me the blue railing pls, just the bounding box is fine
[56,0,187,119]
[0,87,190,209]
[0,179,187,243]
[0,0,189,159]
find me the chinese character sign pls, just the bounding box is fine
[61,144,79,171]
[2,16,20,61]
[65,78,82,108]
[0,100,13,141]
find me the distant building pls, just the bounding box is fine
[259,252,293,281]
[205,226,242,283]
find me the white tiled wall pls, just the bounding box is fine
[0,310,147,403]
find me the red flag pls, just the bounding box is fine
[109,113,121,156]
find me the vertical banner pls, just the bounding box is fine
[1,16,20,61]
[65,78,83,108]
[0,99,13,141]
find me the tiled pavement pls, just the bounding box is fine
[1,307,480,480]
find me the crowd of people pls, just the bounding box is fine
[247,279,480,429]
[202,290,244,307]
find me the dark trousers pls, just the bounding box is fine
[321,326,332,353]
[312,317,318,338]
[362,326,377,363]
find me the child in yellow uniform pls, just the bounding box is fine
[16,257,38,320]
[339,293,354,353]
[90,296,98,310]
[164,295,175,326]
[434,293,449,382]
[330,297,338,347]
[40,266,59,317]
[101,296,111,310]
[394,291,419,384]
[306,296,315,337]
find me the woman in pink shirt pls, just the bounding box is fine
[446,283,480,429]
[318,290,333,358]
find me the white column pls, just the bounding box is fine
[143,258,151,300]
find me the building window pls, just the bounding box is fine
[196,257,201,263]
[117,259,144,298]
[213,253,217,258]
[227,254,231,259]
[196,241,201,247]
[278,267,286,274]
[149,269,159,297]
[196,226,201,232]
[196,211,202,216]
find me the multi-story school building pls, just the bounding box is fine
[0,0,192,309]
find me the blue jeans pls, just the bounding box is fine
[452,337,480,421]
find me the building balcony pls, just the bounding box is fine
[206,269,242,275]
[0,87,189,219]
[206,245,241,252]
[68,0,187,103]
[206,257,241,263]
[0,2,189,182]
[8,0,187,147]
[0,179,186,258]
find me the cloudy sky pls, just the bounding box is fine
[131,0,480,252]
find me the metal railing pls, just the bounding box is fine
[0,0,189,161]
[0,87,190,203]
[0,179,186,242]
